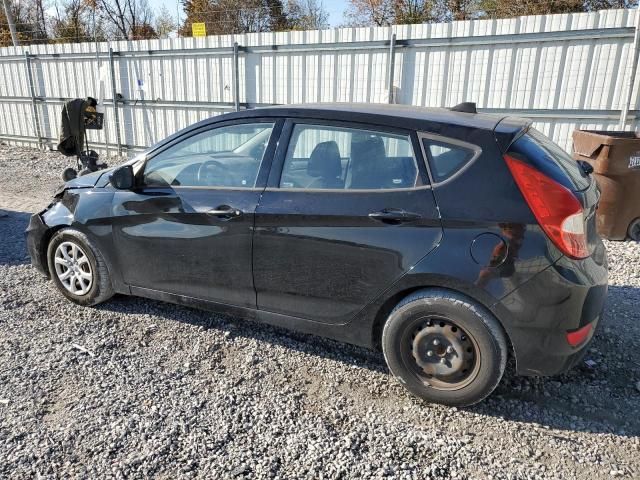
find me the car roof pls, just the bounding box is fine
[149,103,531,155]
[222,103,521,132]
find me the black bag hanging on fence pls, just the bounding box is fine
[57,98,88,157]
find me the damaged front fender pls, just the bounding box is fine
[26,187,116,278]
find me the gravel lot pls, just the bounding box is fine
[1,143,639,479]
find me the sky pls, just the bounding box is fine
[321,0,348,27]
[147,0,348,28]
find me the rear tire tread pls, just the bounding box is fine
[382,288,508,407]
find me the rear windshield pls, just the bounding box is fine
[509,128,590,192]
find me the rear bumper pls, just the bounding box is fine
[25,212,49,277]
[496,243,608,376]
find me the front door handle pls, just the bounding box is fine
[368,208,422,224]
[208,205,243,218]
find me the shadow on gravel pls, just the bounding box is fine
[0,210,31,266]
[97,283,640,438]
[469,284,640,438]
[97,294,391,375]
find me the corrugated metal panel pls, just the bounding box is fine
[0,8,638,155]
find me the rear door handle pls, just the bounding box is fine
[208,205,243,218]
[368,208,422,223]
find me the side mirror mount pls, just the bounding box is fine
[109,165,135,190]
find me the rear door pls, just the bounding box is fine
[252,119,443,325]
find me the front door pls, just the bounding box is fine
[111,119,280,308]
[253,120,443,324]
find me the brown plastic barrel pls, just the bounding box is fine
[572,130,640,241]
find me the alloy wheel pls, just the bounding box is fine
[53,241,93,296]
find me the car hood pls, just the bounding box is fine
[54,168,115,198]
[65,168,114,188]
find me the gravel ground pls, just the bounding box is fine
[1,143,639,479]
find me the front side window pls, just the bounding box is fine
[143,122,274,188]
[280,124,418,190]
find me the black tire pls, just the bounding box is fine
[61,167,77,182]
[382,289,508,407]
[47,228,114,306]
[628,217,640,242]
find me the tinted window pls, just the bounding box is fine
[423,139,477,183]
[511,128,590,191]
[143,123,274,188]
[280,124,418,190]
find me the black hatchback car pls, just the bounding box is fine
[26,103,608,406]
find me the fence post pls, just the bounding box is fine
[1,0,19,46]
[233,42,240,112]
[24,51,43,148]
[619,10,640,129]
[387,32,397,104]
[108,47,123,156]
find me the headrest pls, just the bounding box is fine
[307,141,342,179]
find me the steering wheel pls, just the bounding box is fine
[197,160,235,187]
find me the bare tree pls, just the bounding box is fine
[96,0,155,39]
[52,0,92,42]
[1,0,50,45]
[345,0,444,26]
[180,0,294,36]
[583,0,638,8]
[437,0,481,20]
[287,0,329,30]
[479,0,585,18]
[396,0,440,23]
[345,0,395,26]
[344,0,639,26]
[154,5,176,38]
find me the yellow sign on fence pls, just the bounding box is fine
[192,23,206,37]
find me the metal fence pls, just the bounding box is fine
[1,8,639,156]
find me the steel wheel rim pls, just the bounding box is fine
[53,241,93,296]
[400,315,481,391]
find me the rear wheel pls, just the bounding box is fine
[382,289,508,407]
[628,218,640,242]
[47,229,114,306]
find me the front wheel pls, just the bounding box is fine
[382,289,508,407]
[47,228,114,306]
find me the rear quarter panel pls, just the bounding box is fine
[348,123,562,348]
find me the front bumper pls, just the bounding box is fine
[496,244,608,376]
[25,212,50,277]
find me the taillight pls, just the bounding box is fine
[566,322,593,347]
[504,155,589,259]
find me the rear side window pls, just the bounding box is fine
[422,137,479,183]
[509,128,590,192]
[280,124,419,190]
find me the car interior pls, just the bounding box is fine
[280,133,419,190]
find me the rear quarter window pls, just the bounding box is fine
[422,136,480,183]
[509,128,590,192]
